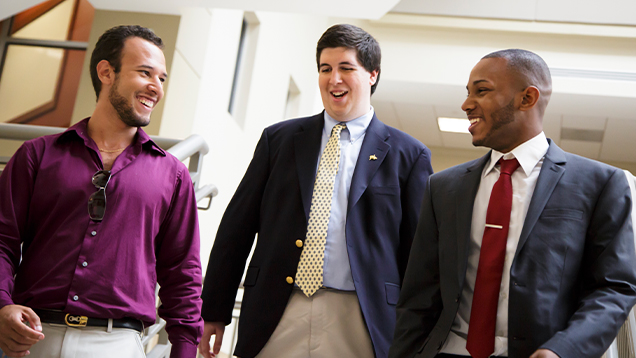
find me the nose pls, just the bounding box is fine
[461,96,474,113]
[147,76,164,99]
[329,70,342,85]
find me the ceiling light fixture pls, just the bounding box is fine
[437,117,470,133]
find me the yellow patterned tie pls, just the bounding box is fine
[296,123,346,297]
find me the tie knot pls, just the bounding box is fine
[499,158,520,176]
[332,123,346,137]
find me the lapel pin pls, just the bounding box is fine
[369,154,378,161]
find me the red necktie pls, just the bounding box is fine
[466,158,520,358]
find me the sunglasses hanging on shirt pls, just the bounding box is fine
[88,170,111,221]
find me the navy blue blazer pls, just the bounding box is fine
[390,140,636,358]
[201,112,433,358]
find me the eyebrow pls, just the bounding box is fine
[319,61,358,68]
[138,64,168,78]
[466,79,489,90]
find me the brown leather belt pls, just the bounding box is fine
[33,309,143,333]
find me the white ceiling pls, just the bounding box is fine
[2,0,635,164]
[391,0,636,26]
[0,0,401,22]
[372,1,636,164]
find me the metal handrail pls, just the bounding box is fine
[0,123,217,209]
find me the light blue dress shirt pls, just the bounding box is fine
[319,108,374,291]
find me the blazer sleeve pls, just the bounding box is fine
[540,168,636,358]
[398,147,434,281]
[390,175,443,358]
[200,129,271,325]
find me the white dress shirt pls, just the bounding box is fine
[319,108,374,291]
[440,132,549,356]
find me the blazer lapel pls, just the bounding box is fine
[347,114,390,214]
[455,153,490,287]
[515,140,567,256]
[294,114,324,220]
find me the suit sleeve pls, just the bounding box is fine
[201,129,270,324]
[540,168,636,358]
[398,147,434,281]
[390,175,444,358]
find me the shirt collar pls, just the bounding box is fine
[323,106,374,142]
[58,117,166,156]
[484,131,549,177]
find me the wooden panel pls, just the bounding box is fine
[11,0,65,34]
[10,49,86,127]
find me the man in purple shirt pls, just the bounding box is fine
[0,25,203,357]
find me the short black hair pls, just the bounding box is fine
[482,49,552,114]
[482,49,551,93]
[316,24,381,95]
[90,25,164,100]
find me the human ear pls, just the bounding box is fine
[96,60,115,86]
[519,86,540,111]
[369,69,379,86]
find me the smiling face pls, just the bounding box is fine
[107,37,166,127]
[319,47,378,122]
[462,57,528,153]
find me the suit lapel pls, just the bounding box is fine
[294,113,325,220]
[455,154,490,287]
[347,114,390,214]
[515,140,567,256]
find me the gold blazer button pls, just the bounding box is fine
[296,240,303,248]
[286,276,294,284]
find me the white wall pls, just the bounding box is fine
[160,8,329,271]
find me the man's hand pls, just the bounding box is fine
[0,305,44,357]
[530,348,560,358]
[198,321,225,358]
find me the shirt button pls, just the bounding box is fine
[82,261,88,267]
[91,231,97,236]
[73,295,79,301]
[286,276,294,284]
[296,240,303,248]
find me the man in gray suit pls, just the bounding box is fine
[390,49,636,358]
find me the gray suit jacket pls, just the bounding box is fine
[390,140,636,358]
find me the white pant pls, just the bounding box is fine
[25,323,146,358]
[255,288,374,358]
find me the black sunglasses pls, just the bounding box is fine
[88,170,111,221]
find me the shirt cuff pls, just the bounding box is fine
[169,340,198,358]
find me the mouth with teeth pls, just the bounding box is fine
[137,96,155,110]
[331,90,348,99]
[468,117,480,133]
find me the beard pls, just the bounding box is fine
[108,75,150,128]
[490,98,515,131]
[472,98,515,148]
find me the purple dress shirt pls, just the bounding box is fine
[0,118,203,357]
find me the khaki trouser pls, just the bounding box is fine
[255,288,374,358]
[25,323,145,358]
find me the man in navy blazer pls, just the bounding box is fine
[390,49,636,358]
[199,24,433,358]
